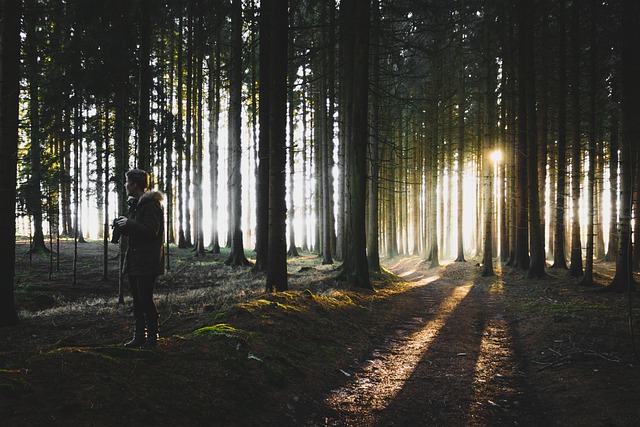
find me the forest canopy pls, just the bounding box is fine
[1,0,639,325]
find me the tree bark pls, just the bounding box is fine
[515,10,530,271]
[137,0,152,172]
[568,1,583,277]
[320,0,333,265]
[581,0,599,286]
[521,0,545,279]
[266,0,289,292]
[367,0,381,272]
[338,0,372,290]
[552,2,568,269]
[0,0,22,326]
[24,5,47,254]
[481,10,495,277]
[208,39,221,254]
[287,7,299,258]
[254,0,270,272]
[226,0,251,267]
[607,0,638,291]
[455,24,466,263]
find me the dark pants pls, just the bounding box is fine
[129,275,159,335]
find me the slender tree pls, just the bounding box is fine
[455,24,466,263]
[552,2,568,269]
[137,0,152,172]
[580,0,599,286]
[568,1,583,277]
[481,9,496,277]
[338,0,372,290]
[286,5,298,258]
[320,0,333,265]
[367,0,381,272]
[266,0,289,292]
[226,0,251,267]
[607,0,638,292]
[23,2,48,254]
[194,19,206,257]
[515,6,530,271]
[521,0,545,279]
[254,0,270,272]
[208,35,222,254]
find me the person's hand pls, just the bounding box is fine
[116,216,128,228]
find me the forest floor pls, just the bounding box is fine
[2,239,640,426]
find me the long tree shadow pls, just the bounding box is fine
[309,263,467,424]
[312,262,545,426]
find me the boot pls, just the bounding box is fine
[124,318,146,348]
[142,314,159,348]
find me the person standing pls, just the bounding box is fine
[114,169,165,348]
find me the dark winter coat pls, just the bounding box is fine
[122,190,165,276]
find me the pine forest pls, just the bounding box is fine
[1,0,640,424]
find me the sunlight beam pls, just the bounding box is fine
[324,275,472,419]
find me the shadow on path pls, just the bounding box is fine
[308,261,544,426]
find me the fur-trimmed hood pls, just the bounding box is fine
[138,190,164,205]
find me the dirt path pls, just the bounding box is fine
[304,259,544,426]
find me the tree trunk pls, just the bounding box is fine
[207,40,220,254]
[300,66,309,252]
[499,48,509,263]
[537,0,549,260]
[338,0,372,290]
[367,0,381,272]
[607,0,638,291]
[101,102,110,280]
[24,6,47,254]
[552,2,568,269]
[184,12,194,248]
[568,1,583,277]
[481,10,495,277]
[194,30,206,257]
[226,0,251,267]
[515,14,530,271]
[266,0,289,292]
[320,0,333,265]
[287,9,298,258]
[0,0,21,326]
[254,0,270,271]
[521,0,545,279]
[137,0,151,172]
[455,25,466,263]
[581,0,599,286]
[176,13,187,249]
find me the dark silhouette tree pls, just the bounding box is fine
[520,0,545,279]
[266,0,289,292]
[22,1,48,255]
[226,0,251,267]
[337,0,372,290]
[551,1,569,270]
[0,0,21,327]
[568,1,583,278]
[137,0,152,172]
[254,0,270,272]
[607,0,638,292]
[320,0,334,266]
[367,0,381,272]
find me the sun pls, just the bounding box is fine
[490,149,502,164]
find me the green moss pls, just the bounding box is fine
[253,299,300,312]
[193,323,252,341]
